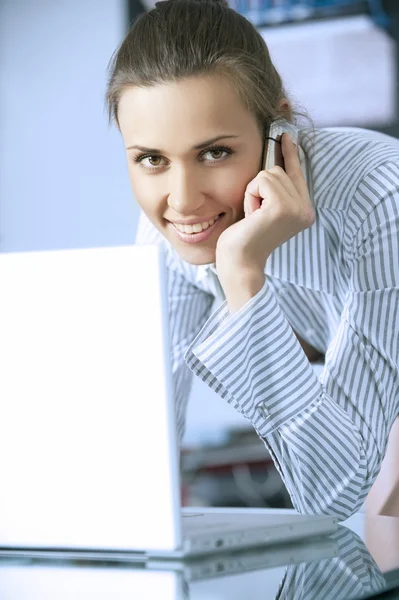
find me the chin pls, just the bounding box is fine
[177,246,216,266]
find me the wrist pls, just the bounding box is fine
[217,268,266,315]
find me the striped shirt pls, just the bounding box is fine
[135,126,399,520]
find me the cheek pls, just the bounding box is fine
[128,167,141,195]
[219,172,252,213]
[128,171,157,213]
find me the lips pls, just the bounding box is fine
[170,214,223,227]
[172,214,221,234]
[168,213,224,244]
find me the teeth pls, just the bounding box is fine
[174,216,219,234]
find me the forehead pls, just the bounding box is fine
[117,75,254,143]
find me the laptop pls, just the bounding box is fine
[0,244,337,559]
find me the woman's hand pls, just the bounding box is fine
[216,133,315,313]
[216,132,315,271]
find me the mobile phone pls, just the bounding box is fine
[263,119,306,180]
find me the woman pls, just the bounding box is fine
[106,0,399,519]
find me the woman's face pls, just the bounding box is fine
[118,75,263,265]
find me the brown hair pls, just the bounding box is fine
[105,0,297,133]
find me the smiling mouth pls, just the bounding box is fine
[171,213,224,234]
[168,213,225,244]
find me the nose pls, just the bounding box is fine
[167,165,205,215]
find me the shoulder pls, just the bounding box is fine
[301,126,399,210]
[301,126,399,164]
[299,128,399,269]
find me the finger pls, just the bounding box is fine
[245,175,268,215]
[264,165,297,197]
[244,187,262,215]
[281,132,307,194]
[246,169,288,205]
[245,174,283,215]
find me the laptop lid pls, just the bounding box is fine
[0,244,182,552]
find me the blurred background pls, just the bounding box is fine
[0,0,397,509]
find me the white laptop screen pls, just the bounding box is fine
[0,245,181,552]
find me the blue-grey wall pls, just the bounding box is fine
[0,0,137,253]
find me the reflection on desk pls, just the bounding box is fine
[1,516,398,600]
[275,527,385,600]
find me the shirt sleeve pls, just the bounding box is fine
[135,212,214,442]
[184,172,399,519]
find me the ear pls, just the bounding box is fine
[277,97,292,121]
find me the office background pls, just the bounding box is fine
[1,0,397,507]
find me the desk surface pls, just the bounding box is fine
[0,509,398,600]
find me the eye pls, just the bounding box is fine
[132,154,165,171]
[200,145,233,163]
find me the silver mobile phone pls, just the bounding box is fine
[263,119,300,172]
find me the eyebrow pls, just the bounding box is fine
[126,134,239,153]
